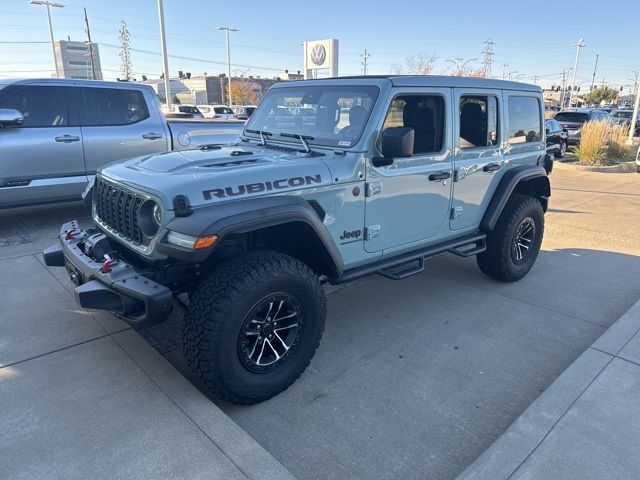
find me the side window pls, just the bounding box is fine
[80,88,149,126]
[381,95,445,154]
[459,95,498,149]
[507,96,541,145]
[0,86,68,127]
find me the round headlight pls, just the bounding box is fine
[139,200,161,238]
[152,203,162,227]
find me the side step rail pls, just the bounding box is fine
[448,238,486,257]
[378,258,424,280]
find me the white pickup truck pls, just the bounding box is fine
[0,78,244,208]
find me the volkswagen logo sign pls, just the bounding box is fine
[310,44,326,66]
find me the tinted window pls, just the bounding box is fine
[178,106,200,114]
[382,95,445,154]
[554,112,588,123]
[214,107,234,114]
[246,107,256,115]
[0,85,68,127]
[80,88,149,126]
[459,95,498,149]
[508,96,541,144]
[612,111,632,119]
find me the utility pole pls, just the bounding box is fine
[590,54,599,91]
[481,38,494,78]
[157,0,171,108]
[217,26,238,106]
[630,71,639,100]
[568,38,585,108]
[501,64,509,80]
[361,49,370,75]
[29,1,64,78]
[533,75,538,85]
[448,57,477,76]
[83,7,96,80]
[627,74,640,145]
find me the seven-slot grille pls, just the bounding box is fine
[95,178,144,244]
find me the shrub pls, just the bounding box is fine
[574,121,610,165]
[608,124,631,161]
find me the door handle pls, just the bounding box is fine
[483,163,501,173]
[55,135,80,143]
[142,133,163,140]
[428,171,451,181]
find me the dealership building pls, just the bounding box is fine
[54,40,102,80]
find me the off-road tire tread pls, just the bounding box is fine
[477,194,544,282]
[183,249,326,404]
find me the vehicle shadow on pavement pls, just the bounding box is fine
[137,246,640,480]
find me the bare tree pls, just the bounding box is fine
[390,53,437,75]
[118,19,133,81]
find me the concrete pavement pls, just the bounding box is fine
[0,228,294,480]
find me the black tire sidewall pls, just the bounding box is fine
[213,274,324,395]
[503,200,544,279]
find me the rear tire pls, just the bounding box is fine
[477,194,544,282]
[554,140,566,158]
[183,249,326,404]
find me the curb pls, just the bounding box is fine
[456,298,640,480]
[554,160,637,173]
[113,329,296,480]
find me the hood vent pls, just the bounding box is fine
[202,158,260,168]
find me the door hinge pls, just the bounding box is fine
[365,182,382,197]
[365,225,381,240]
[451,206,463,220]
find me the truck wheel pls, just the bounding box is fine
[554,140,566,158]
[183,249,326,404]
[477,194,544,282]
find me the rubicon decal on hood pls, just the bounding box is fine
[203,174,323,200]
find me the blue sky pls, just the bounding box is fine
[1,0,639,92]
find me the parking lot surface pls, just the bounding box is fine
[1,167,639,479]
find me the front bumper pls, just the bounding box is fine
[43,220,174,327]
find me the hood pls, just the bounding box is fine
[100,145,332,209]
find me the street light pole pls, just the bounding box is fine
[627,77,640,145]
[217,26,238,106]
[568,38,585,108]
[29,0,64,78]
[157,0,172,109]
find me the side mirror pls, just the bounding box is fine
[0,108,24,128]
[373,127,414,167]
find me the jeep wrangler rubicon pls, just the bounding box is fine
[44,76,552,404]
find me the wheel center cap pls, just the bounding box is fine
[262,323,274,336]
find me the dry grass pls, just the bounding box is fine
[544,110,555,119]
[608,124,631,161]
[574,121,610,165]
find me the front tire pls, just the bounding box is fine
[477,194,544,282]
[183,249,326,404]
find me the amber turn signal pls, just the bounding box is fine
[193,235,218,250]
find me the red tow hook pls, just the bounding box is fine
[101,258,116,274]
[64,228,78,240]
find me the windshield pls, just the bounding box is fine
[245,85,379,148]
[554,112,588,123]
[215,107,234,114]
[611,111,632,119]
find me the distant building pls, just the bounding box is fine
[141,78,190,101]
[54,40,102,80]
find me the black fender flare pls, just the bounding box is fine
[158,195,344,275]
[480,165,550,232]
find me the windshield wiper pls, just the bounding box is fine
[280,132,314,154]
[245,128,272,146]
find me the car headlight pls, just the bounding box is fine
[139,200,161,238]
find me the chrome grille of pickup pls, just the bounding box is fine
[95,178,144,244]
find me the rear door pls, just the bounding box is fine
[78,85,169,175]
[0,83,86,207]
[450,88,503,230]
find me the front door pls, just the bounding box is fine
[0,84,86,207]
[364,89,453,253]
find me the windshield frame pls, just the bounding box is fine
[243,84,380,149]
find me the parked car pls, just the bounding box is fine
[610,109,640,135]
[164,104,204,119]
[232,105,257,120]
[553,108,611,145]
[197,104,236,120]
[0,79,242,208]
[545,118,569,158]
[44,75,552,404]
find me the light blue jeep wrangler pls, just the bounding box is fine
[44,76,552,404]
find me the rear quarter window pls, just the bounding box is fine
[507,96,542,145]
[554,112,587,123]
